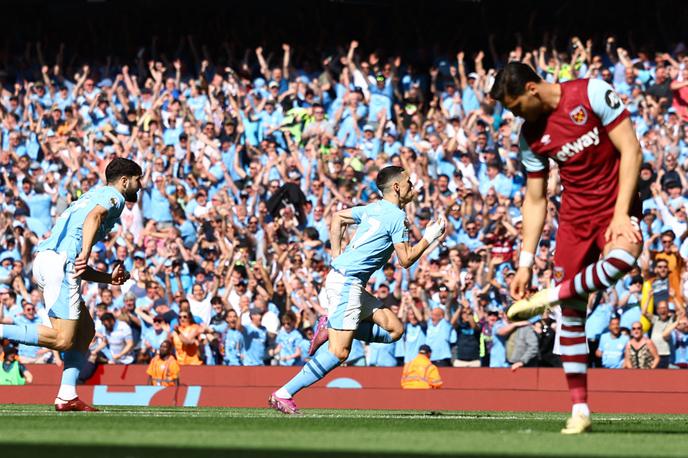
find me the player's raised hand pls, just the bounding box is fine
[604,214,642,245]
[422,216,446,244]
[111,262,131,285]
[510,267,531,301]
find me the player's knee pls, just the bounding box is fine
[330,346,351,362]
[628,242,642,259]
[389,324,404,342]
[53,333,76,352]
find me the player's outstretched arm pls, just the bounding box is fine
[393,217,445,269]
[511,176,547,300]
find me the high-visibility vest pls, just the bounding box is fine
[401,354,443,389]
[0,361,26,386]
[146,355,180,386]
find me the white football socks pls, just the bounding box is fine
[55,384,77,404]
[572,403,590,417]
[275,387,292,399]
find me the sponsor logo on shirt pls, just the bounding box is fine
[605,90,621,109]
[553,266,565,283]
[554,127,600,162]
[569,105,588,125]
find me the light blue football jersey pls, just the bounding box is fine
[37,186,125,262]
[331,199,408,283]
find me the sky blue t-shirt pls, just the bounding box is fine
[37,186,125,262]
[403,322,427,363]
[598,332,629,369]
[21,192,52,231]
[242,323,267,366]
[223,328,245,366]
[425,319,454,361]
[276,328,304,367]
[672,331,688,365]
[331,200,408,284]
[490,320,510,368]
[368,342,397,367]
[585,303,614,340]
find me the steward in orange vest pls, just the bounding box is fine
[401,345,443,389]
[146,340,180,387]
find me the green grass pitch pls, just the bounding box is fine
[0,406,686,457]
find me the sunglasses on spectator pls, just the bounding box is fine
[662,239,673,244]
[179,314,190,319]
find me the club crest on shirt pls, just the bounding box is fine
[110,197,118,207]
[569,105,588,125]
[553,266,565,283]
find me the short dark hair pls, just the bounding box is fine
[376,165,405,192]
[661,230,676,240]
[490,62,542,102]
[105,158,142,184]
[101,312,115,322]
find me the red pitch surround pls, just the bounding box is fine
[1,366,687,413]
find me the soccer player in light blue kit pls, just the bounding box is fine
[269,166,445,414]
[0,158,142,411]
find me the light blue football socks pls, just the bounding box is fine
[56,350,87,401]
[281,346,341,397]
[0,324,40,345]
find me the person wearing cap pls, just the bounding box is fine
[270,166,445,414]
[140,310,171,362]
[146,340,179,387]
[400,344,443,389]
[0,158,142,412]
[359,122,383,159]
[0,345,33,385]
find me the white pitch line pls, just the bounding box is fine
[0,409,669,422]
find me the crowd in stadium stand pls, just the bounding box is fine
[1,32,688,378]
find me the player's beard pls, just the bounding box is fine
[124,184,139,203]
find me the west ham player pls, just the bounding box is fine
[490,63,642,434]
[269,166,445,414]
[0,158,142,411]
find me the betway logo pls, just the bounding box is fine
[554,127,600,162]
